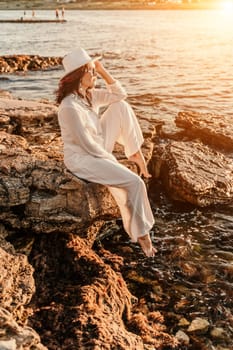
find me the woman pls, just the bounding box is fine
[56,47,157,257]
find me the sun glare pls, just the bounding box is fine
[221,0,233,12]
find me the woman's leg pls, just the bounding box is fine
[128,150,152,178]
[101,101,151,178]
[109,184,157,257]
[69,155,156,257]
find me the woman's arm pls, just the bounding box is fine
[95,60,116,85]
[92,61,127,108]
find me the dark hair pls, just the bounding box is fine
[55,65,87,104]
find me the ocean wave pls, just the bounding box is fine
[128,93,161,106]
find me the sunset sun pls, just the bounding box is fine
[221,0,233,12]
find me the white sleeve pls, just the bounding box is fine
[92,80,127,109]
[58,106,116,161]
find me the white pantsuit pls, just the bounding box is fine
[58,81,154,242]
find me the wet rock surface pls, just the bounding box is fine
[96,199,233,350]
[0,91,232,349]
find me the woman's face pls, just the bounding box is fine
[81,62,97,89]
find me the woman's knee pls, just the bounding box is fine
[107,100,131,114]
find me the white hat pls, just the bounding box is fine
[62,47,101,78]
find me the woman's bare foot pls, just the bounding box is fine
[138,234,157,257]
[128,150,152,178]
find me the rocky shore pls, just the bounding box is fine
[0,55,233,349]
[0,55,62,74]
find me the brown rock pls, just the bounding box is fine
[159,119,185,140]
[151,140,233,206]
[29,233,144,349]
[0,132,33,206]
[210,327,226,339]
[0,131,119,235]
[0,235,45,347]
[0,97,58,145]
[0,89,13,99]
[187,317,210,333]
[0,308,47,350]
[175,330,190,345]
[176,111,233,152]
[0,55,62,73]
[0,245,34,312]
[28,233,176,349]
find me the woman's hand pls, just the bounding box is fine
[94,60,105,75]
[94,60,115,85]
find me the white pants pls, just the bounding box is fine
[73,101,155,242]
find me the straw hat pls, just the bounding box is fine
[62,47,101,78]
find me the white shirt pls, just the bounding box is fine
[58,81,127,164]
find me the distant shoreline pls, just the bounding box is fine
[0,2,221,12]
